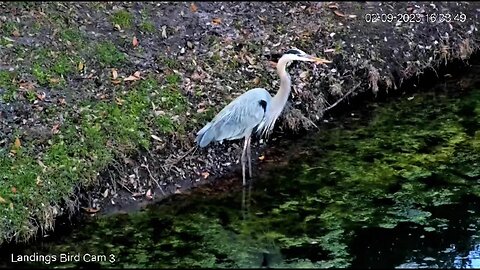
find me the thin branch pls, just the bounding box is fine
[166,146,197,169]
[323,82,361,112]
[141,162,166,195]
[117,181,135,195]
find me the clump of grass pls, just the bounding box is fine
[155,115,176,134]
[24,90,37,103]
[95,42,126,67]
[110,10,133,29]
[165,73,181,84]
[60,28,85,47]
[160,74,186,113]
[0,70,18,102]
[32,63,49,86]
[0,70,15,88]
[1,21,18,35]
[31,51,76,86]
[52,54,74,76]
[140,21,155,33]
[157,55,181,70]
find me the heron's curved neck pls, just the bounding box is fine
[273,57,292,111]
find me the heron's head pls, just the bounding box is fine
[281,48,332,64]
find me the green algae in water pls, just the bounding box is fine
[2,86,480,268]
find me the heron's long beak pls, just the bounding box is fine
[307,55,332,64]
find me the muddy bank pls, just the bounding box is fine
[0,2,479,244]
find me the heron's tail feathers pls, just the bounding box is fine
[195,123,214,148]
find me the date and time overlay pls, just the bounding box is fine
[364,12,467,24]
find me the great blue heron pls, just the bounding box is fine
[195,48,332,185]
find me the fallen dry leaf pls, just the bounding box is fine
[146,189,153,200]
[36,176,43,186]
[115,97,125,105]
[9,203,13,210]
[151,134,163,142]
[12,30,20,37]
[132,36,139,47]
[123,75,139,82]
[14,138,21,149]
[333,10,346,17]
[191,72,204,81]
[11,187,17,193]
[19,82,35,91]
[124,71,142,81]
[196,108,205,113]
[201,172,210,179]
[58,98,67,105]
[77,61,84,71]
[328,3,339,9]
[51,124,60,134]
[212,18,222,25]
[112,79,122,85]
[258,155,265,161]
[190,2,198,12]
[161,25,167,38]
[49,78,60,84]
[0,196,6,204]
[36,91,46,101]
[103,189,109,198]
[111,68,118,80]
[82,207,100,214]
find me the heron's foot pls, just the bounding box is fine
[242,176,254,186]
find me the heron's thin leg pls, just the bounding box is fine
[241,136,249,186]
[246,135,252,179]
[241,185,246,220]
[247,179,252,210]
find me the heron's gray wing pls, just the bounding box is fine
[196,88,270,147]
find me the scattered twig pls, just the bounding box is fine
[323,82,361,112]
[108,168,117,194]
[165,146,197,169]
[141,161,166,195]
[117,181,135,195]
[304,115,319,130]
[305,165,325,171]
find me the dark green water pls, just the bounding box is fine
[1,68,480,268]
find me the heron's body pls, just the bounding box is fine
[195,88,271,147]
[195,48,331,185]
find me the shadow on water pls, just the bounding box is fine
[1,65,480,268]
